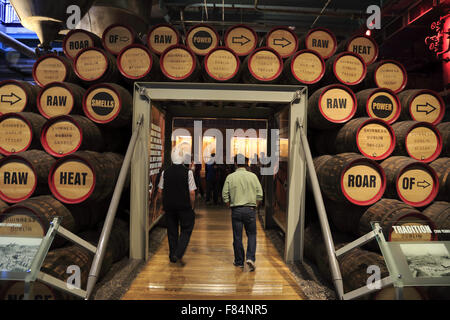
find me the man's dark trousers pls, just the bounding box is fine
[166,208,195,260]
[231,206,257,265]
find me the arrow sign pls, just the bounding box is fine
[232,35,251,46]
[416,102,437,115]
[1,93,21,105]
[119,36,130,42]
[273,37,292,48]
[417,180,431,188]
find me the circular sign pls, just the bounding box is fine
[410,93,444,124]
[0,83,27,115]
[397,168,435,205]
[375,62,406,93]
[0,212,44,237]
[64,30,94,60]
[406,126,440,161]
[33,57,67,87]
[75,49,108,81]
[249,49,282,81]
[186,26,218,56]
[342,164,383,204]
[44,120,81,156]
[347,36,378,65]
[205,49,239,81]
[148,25,179,55]
[3,282,56,300]
[319,87,355,123]
[367,91,399,123]
[118,46,152,79]
[225,26,257,56]
[0,160,36,202]
[51,159,95,203]
[334,54,366,85]
[305,29,337,59]
[291,51,324,84]
[84,87,120,123]
[39,85,74,118]
[161,47,195,80]
[103,25,134,55]
[266,28,298,58]
[0,117,31,154]
[357,123,394,159]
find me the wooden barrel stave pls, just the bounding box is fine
[429,158,450,201]
[422,201,450,241]
[437,122,449,157]
[0,80,40,115]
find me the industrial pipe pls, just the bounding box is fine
[0,31,36,58]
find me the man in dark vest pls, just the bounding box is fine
[158,148,197,266]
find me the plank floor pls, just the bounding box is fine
[122,204,306,300]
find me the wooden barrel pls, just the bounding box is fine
[337,34,379,65]
[74,48,120,85]
[429,158,450,201]
[102,24,138,56]
[373,287,426,300]
[83,83,132,128]
[314,152,386,206]
[0,198,7,212]
[380,156,439,207]
[308,84,357,129]
[392,121,442,163]
[0,195,76,247]
[398,89,445,125]
[117,44,161,83]
[0,150,55,203]
[202,47,241,83]
[422,201,450,241]
[48,151,123,204]
[0,80,39,115]
[334,117,395,160]
[224,24,258,57]
[0,281,64,300]
[365,60,408,93]
[65,200,110,232]
[437,122,449,157]
[311,131,338,155]
[265,26,299,58]
[32,54,77,87]
[299,28,337,60]
[160,44,200,82]
[185,24,220,56]
[356,88,401,124]
[147,23,181,55]
[0,112,45,156]
[324,198,367,235]
[324,52,367,87]
[40,115,104,157]
[359,199,435,243]
[37,82,86,119]
[63,29,103,60]
[242,47,284,84]
[283,49,325,85]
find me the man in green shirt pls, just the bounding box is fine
[222,154,263,271]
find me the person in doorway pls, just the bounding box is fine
[222,154,263,271]
[205,153,218,205]
[158,148,197,266]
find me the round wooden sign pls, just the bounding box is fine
[397,167,436,206]
[390,220,434,242]
[33,56,68,87]
[38,85,75,119]
[0,159,36,203]
[357,122,395,160]
[266,27,298,58]
[366,89,400,124]
[319,86,356,123]
[333,53,366,85]
[0,116,31,155]
[205,48,239,81]
[409,91,445,125]
[2,282,56,300]
[0,82,27,115]
[0,211,44,237]
[74,49,108,82]
[50,158,95,204]
[342,163,384,205]
[374,61,407,93]
[102,24,134,55]
[63,30,96,60]
[186,25,219,56]
[248,48,283,81]
[161,46,195,80]
[347,35,378,65]
[224,25,257,56]
[118,45,152,79]
[147,24,180,55]
[42,120,81,156]
[305,28,337,59]
[84,86,120,124]
[291,50,325,84]
[405,126,441,162]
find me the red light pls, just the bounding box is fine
[366,29,372,36]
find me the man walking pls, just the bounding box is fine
[205,153,218,205]
[222,154,263,271]
[158,148,197,266]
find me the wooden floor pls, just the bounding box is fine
[122,204,306,300]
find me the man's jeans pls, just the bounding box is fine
[231,206,257,265]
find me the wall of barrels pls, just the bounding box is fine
[0,21,447,300]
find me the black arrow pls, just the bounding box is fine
[232,35,251,46]
[1,93,21,105]
[416,102,437,115]
[273,37,292,48]
[119,36,130,42]
[417,180,431,188]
